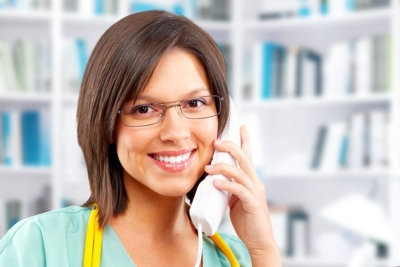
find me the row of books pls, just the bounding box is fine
[248,34,391,100]
[63,0,118,16]
[0,39,51,95]
[63,38,232,95]
[0,0,49,11]
[269,204,310,257]
[0,110,51,167]
[311,110,388,171]
[63,38,90,94]
[0,186,51,237]
[63,0,230,20]
[258,0,390,20]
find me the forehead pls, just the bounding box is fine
[134,49,211,103]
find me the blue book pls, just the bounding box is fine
[298,0,311,17]
[76,39,88,83]
[94,0,105,15]
[39,113,51,166]
[339,134,349,167]
[21,111,40,166]
[1,112,12,165]
[131,2,164,13]
[261,43,276,99]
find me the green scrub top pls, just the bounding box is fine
[0,206,251,266]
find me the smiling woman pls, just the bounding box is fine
[0,10,281,267]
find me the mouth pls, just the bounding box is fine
[148,149,196,172]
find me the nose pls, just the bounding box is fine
[159,106,191,144]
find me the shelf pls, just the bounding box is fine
[265,169,389,181]
[62,93,79,105]
[281,257,388,267]
[238,94,391,110]
[244,8,390,50]
[0,10,51,21]
[0,165,53,177]
[0,92,52,106]
[62,13,120,39]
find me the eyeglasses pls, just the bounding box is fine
[118,95,223,127]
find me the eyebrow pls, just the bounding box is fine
[135,88,211,103]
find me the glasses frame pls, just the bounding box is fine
[117,95,224,127]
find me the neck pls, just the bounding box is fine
[110,175,196,242]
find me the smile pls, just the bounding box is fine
[149,149,196,172]
[152,151,191,164]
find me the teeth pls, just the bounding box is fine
[154,152,191,164]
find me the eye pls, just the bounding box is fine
[184,98,207,109]
[126,104,159,115]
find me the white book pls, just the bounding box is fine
[355,38,372,96]
[347,113,365,169]
[308,0,320,17]
[63,39,80,94]
[36,39,51,93]
[370,111,387,169]
[301,53,316,98]
[252,42,262,101]
[323,42,350,98]
[285,47,298,99]
[321,121,347,171]
[293,219,307,257]
[0,41,18,92]
[9,110,22,168]
[269,207,288,255]
[78,0,95,15]
[329,0,349,16]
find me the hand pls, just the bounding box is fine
[205,125,281,266]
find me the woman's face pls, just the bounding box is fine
[115,49,218,197]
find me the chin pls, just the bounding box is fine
[155,181,195,198]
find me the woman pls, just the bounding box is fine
[0,11,281,266]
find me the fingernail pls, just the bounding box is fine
[205,165,213,171]
[214,179,222,186]
[214,140,222,145]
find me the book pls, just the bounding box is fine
[320,121,347,171]
[13,40,37,93]
[296,50,322,98]
[1,112,12,165]
[261,43,276,99]
[76,39,89,84]
[0,41,19,93]
[347,113,366,169]
[6,200,21,230]
[370,110,388,168]
[323,42,351,97]
[311,125,327,169]
[285,47,298,99]
[21,110,41,166]
[286,208,310,257]
[355,37,372,96]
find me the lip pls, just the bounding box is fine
[148,149,196,172]
[150,148,194,157]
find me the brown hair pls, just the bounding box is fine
[77,10,230,227]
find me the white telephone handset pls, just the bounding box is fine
[189,97,241,236]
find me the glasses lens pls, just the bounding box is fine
[181,95,221,119]
[121,103,163,127]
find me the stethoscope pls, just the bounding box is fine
[83,205,239,267]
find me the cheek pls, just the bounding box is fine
[115,121,152,163]
[197,117,218,153]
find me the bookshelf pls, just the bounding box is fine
[0,0,399,266]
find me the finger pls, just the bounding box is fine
[213,179,257,212]
[240,125,253,163]
[214,140,258,181]
[205,163,253,191]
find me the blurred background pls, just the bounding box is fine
[0,0,400,266]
